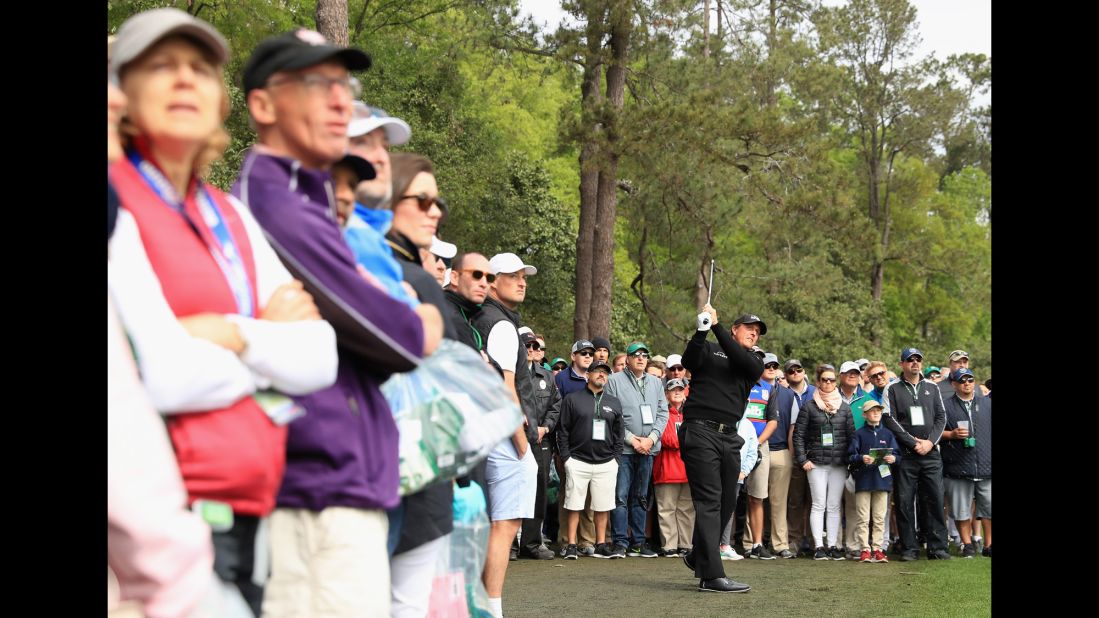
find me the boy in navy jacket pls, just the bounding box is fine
[847,400,900,563]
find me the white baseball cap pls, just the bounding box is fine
[839,361,862,374]
[349,101,412,145]
[429,235,457,259]
[666,354,684,368]
[489,253,537,276]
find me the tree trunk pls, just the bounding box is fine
[703,0,711,59]
[315,0,349,46]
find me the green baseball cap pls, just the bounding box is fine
[550,357,568,369]
[626,341,650,355]
[923,366,941,377]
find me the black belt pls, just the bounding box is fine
[685,418,738,435]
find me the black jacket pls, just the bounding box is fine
[680,324,764,426]
[794,398,856,466]
[472,296,540,443]
[529,361,561,432]
[386,231,454,555]
[444,289,486,352]
[882,377,947,456]
[557,387,625,464]
[941,393,992,479]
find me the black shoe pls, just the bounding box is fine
[660,548,679,557]
[900,550,920,562]
[520,545,555,560]
[629,544,658,558]
[928,549,952,560]
[982,546,991,557]
[593,542,615,559]
[829,546,845,561]
[749,544,777,560]
[610,544,627,559]
[961,543,976,559]
[777,549,796,559]
[564,544,578,560]
[699,577,751,593]
[682,549,696,571]
[813,547,830,561]
[509,548,518,561]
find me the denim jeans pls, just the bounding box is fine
[612,453,654,547]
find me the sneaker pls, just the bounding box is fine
[610,544,627,559]
[628,544,658,558]
[900,549,919,562]
[678,548,690,558]
[871,549,888,563]
[662,548,680,558]
[927,549,952,560]
[981,546,991,558]
[509,548,518,561]
[829,546,845,561]
[564,544,578,560]
[520,545,555,560]
[961,543,976,559]
[593,542,615,559]
[579,545,596,557]
[749,544,777,560]
[813,547,830,561]
[719,544,743,561]
[859,550,872,563]
[777,549,796,559]
[698,577,751,593]
[846,548,861,561]
[559,545,568,557]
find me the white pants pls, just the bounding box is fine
[390,535,449,618]
[808,464,846,548]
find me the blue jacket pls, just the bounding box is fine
[767,382,798,451]
[555,366,589,398]
[847,424,901,492]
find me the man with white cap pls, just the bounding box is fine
[837,360,868,556]
[426,235,457,287]
[665,354,689,388]
[348,102,412,209]
[470,252,540,618]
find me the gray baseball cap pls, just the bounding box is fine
[110,8,229,82]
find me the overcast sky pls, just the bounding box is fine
[518,0,991,62]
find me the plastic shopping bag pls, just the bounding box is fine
[427,481,493,618]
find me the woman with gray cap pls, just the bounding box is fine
[107,8,338,616]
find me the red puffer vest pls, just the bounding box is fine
[653,404,687,484]
[110,153,286,517]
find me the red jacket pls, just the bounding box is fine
[653,405,687,484]
[110,155,287,517]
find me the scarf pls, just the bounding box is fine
[813,387,842,414]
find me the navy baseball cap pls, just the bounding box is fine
[900,347,923,362]
[950,368,975,381]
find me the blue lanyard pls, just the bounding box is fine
[128,150,254,317]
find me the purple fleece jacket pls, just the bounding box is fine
[233,148,423,511]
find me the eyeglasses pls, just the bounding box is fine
[576,351,594,357]
[267,73,362,99]
[764,363,780,370]
[905,357,923,363]
[929,373,941,379]
[668,366,685,372]
[630,351,650,358]
[525,342,541,351]
[868,371,887,380]
[819,377,837,383]
[786,367,803,374]
[458,269,495,283]
[399,193,449,215]
[957,377,975,384]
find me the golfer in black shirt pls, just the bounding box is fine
[679,303,765,593]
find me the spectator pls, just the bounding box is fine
[847,400,900,563]
[654,378,694,558]
[940,368,992,558]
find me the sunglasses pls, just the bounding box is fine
[458,269,496,283]
[525,342,541,351]
[819,377,837,383]
[399,193,449,214]
[553,364,567,370]
[764,363,780,370]
[668,366,685,372]
[868,371,887,380]
[957,377,975,384]
[786,367,804,374]
[630,351,650,358]
[905,357,923,363]
[576,351,594,357]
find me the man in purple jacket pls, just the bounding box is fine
[232,29,444,617]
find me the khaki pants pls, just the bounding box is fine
[767,448,793,551]
[786,463,811,550]
[855,491,889,551]
[844,485,859,551]
[263,507,390,618]
[655,483,695,551]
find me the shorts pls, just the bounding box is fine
[944,477,991,520]
[563,458,618,512]
[486,439,538,521]
[746,441,770,499]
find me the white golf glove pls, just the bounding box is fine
[697,312,712,331]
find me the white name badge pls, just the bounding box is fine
[909,405,925,426]
[878,463,892,478]
[640,403,654,425]
[592,418,607,441]
[822,432,834,447]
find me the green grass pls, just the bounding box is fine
[503,552,991,617]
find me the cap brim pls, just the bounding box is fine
[281,46,371,73]
[336,154,376,181]
[111,19,229,80]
